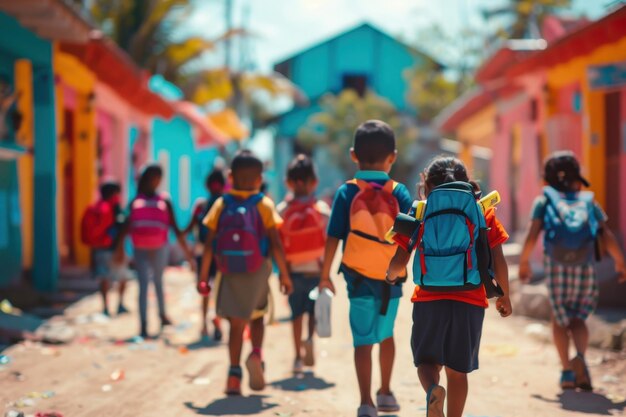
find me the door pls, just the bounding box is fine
[604,91,621,234]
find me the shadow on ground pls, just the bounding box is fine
[184,395,278,415]
[270,371,335,391]
[532,390,626,415]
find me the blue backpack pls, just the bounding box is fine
[414,182,486,292]
[543,186,599,265]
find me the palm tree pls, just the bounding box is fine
[483,0,572,40]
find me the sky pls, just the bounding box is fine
[183,0,610,72]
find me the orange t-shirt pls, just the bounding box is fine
[411,208,509,308]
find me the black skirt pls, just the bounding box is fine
[411,300,485,373]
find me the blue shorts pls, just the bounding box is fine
[288,273,319,319]
[91,249,113,279]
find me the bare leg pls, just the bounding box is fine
[201,296,210,335]
[250,316,264,352]
[306,312,315,340]
[568,318,589,356]
[100,279,110,314]
[445,367,468,417]
[292,315,303,359]
[417,363,442,392]
[117,279,127,309]
[379,336,395,395]
[355,344,374,406]
[228,318,247,366]
[552,318,572,370]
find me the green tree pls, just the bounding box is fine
[297,90,418,182]
[405,61,460,124]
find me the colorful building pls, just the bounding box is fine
[436,10,626,243]
[0,2,91,291]
[272,23,440,197]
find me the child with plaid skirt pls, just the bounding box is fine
[519,151,626,391]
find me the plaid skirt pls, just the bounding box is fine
[545,256,598,327]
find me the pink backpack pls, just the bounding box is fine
[129,194,170,249]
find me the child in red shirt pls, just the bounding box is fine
[386,156,512,417]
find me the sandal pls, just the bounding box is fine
[357,404,378,417]
[225,366,242,396]
[426,384,446,417]
[245,352,266,391]
[560,370,576,390]
[571,355,593,391]
[376,390,400,412]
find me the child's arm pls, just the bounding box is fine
[599,224,626,283]
[492,243,512,317]
[387,247,411,283]
[198,230,215,292]
[519,219,542,283]
[267,228,293,295]
[319,237,340,293]
[165,200,196,271]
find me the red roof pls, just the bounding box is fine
[475,47,533,84]
[507,6,626,77]
[60,38,175,118]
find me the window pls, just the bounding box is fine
[179,155,190,210]
[342,74,368,97]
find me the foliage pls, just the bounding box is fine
[405,62,460,124]
[297,90,418,181]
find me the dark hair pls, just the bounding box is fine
[543,151,589,192]
[205,169,226,192]
[137,164,163,195]
[99,181,121,200]
[230,150,263,189]
[286,154,317,183]
[421,156,480,197]
[353,120,396,164]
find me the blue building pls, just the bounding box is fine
[272,23,439,197]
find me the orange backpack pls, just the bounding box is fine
[342,179,401,280]
[280,198,326,265]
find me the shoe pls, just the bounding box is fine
[102,307,110,317]
[376,390,400,412]
[357,404,378,417]
[293,358,304,374]
[160,315,173,327]
[245,353,266,391]
[426,384,446,417]
[117,304,129,315]
[140,322,149,339]
[213,326,223,342]
[560,370,576,390]
[225,367,242,396]
[302,339,315,367]
[571,355,593,391]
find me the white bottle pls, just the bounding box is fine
[314,288,333,338]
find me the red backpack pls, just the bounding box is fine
[280,198,327,265]
[81,201,114,248]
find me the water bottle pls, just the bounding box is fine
[312,288,333,338]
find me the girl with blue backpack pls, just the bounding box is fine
[386,156,512,417]
[519,151,626,391]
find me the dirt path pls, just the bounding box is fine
[1,267,625,417]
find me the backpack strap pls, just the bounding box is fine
[347,178,398,193]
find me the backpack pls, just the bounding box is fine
[341,179,401,280]
[280,198,326,265]
[543,186,599,265]
[215,193,267,274]
[129,194,170,249]
[414,182,486,292]
[81,201,114,248]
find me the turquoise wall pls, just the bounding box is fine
[0,13,57,291]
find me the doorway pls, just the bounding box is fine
[604,91,621,234]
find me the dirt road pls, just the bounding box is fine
[1,267,625,417]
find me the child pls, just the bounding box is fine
[519,151,625,391]
[387,156,512,417]
[199,150,293,396]
[81,181,128,316]
[186,169,226,341]
[277,154,330,374]
[116,164,195,338]
[319,120,413,417]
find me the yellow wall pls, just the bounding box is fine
[546,35,626,208]
[54,51,97,267]
[15,60,34,269]
[455,104,497,173]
